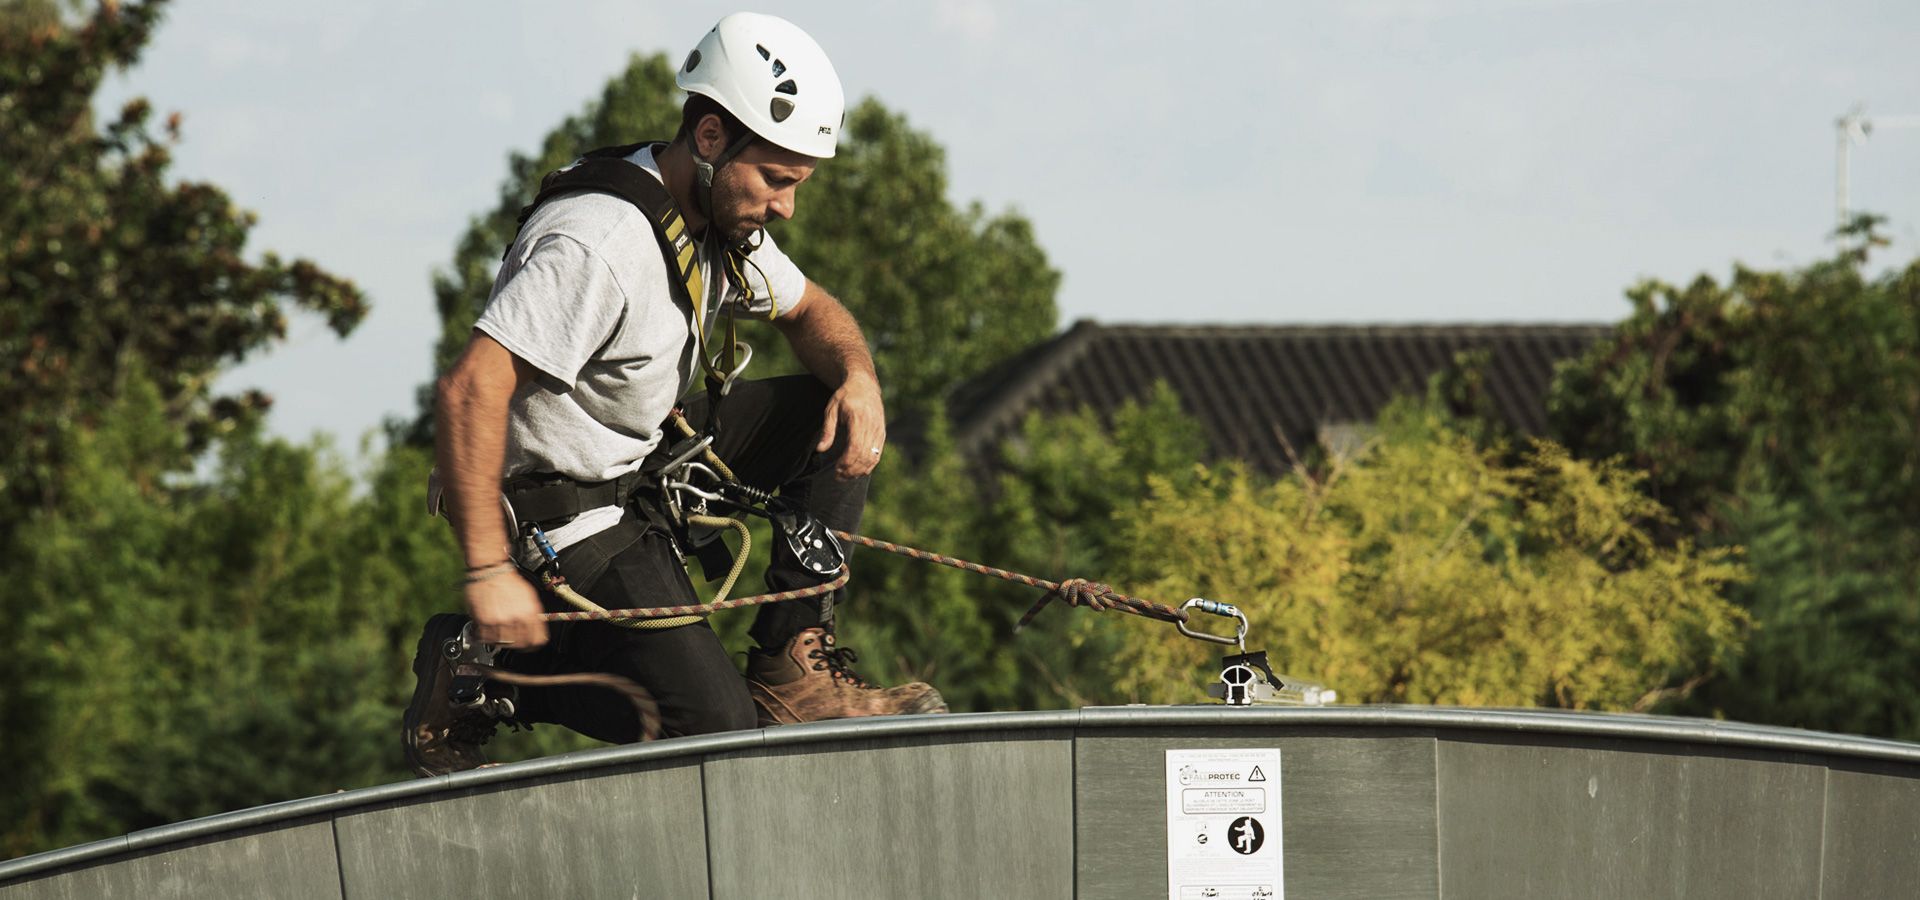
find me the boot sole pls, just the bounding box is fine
[401,613,470,777]
[746,682,950,727]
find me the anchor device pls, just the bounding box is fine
[1182,597,1338,707]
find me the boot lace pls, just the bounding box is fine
[809,644,875,689]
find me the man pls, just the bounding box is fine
[405,12,944,777]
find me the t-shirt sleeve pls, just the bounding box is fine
[475,234,627,389]
[725,230,810,320]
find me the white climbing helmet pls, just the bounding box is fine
[678,12,845,159]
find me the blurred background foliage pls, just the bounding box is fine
[5,0,1918,859]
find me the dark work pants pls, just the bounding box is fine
[502,375,867,741]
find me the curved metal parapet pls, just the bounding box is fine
[4,706,1919,899]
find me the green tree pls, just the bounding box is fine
[1109,401,1748,708]
[0,1,374,855]
[1548,218,1920,738]
[0,372,447,855]
[408,53,1057,442]
[0,0,365,527]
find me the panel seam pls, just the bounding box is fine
[1815,766,1831,900]
[330,815,350,900]
[700,760,718,900]
[1431,735,1444,900]
[1070,725,1080,900]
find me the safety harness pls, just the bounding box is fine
[488,141,801,623]
[507,141,775,398]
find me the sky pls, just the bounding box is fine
[99,0,1920,448]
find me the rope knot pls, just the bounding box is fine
[1014,576,1121,633]
[1054,578,1116,611]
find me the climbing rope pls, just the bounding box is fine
[826,532,1191,629]
[530,530,1189,632]
[539,568,849,623]
[468,665,664,743]
[547,513,756,631]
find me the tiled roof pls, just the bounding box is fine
[944,320,1611,474]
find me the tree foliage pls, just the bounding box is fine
[1109,402,1749,709]
[1548,218,1920,738]
[0,371,461,856]
[0,0,365,525]
[0,0,370,856]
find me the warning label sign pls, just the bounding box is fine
[1165,748,1282,900]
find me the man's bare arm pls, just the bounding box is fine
[435,332,549,647]
[772,280,886,478]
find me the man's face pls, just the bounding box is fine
[710,141,817,243]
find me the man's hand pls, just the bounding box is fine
[465,571,550,648]
[816,370,887,479]
[776,281,887,479]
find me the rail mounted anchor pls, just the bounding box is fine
[1181,597,1337,707]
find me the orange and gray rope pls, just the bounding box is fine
[529,532,1188,631]
[826,531,1190,629]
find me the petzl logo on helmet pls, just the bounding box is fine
[818,125,833,135]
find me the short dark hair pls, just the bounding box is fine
[675,94,748,148]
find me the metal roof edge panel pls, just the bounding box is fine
[7,706,1917,884]
[1074,705,1920,762]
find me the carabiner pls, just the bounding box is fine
[1177,597,1248,649]
[718,341,754,397]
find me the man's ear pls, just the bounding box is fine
[695,113,728,160]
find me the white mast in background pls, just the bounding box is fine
[1836,105,1920,229]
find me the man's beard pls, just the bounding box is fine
[709,173,764,243]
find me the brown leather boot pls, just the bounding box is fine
[745,628,947,726]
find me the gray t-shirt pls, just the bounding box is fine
[474,144,809,549]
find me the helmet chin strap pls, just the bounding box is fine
[691,132,759,226]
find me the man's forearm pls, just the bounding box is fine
[777,281,877,388]
[435,337,520,567]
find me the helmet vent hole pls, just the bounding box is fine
[769,97,794,123]
[755,44,770,60]
[683,49,701,72]
[774,79,797,95]
[771,59,787,77]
